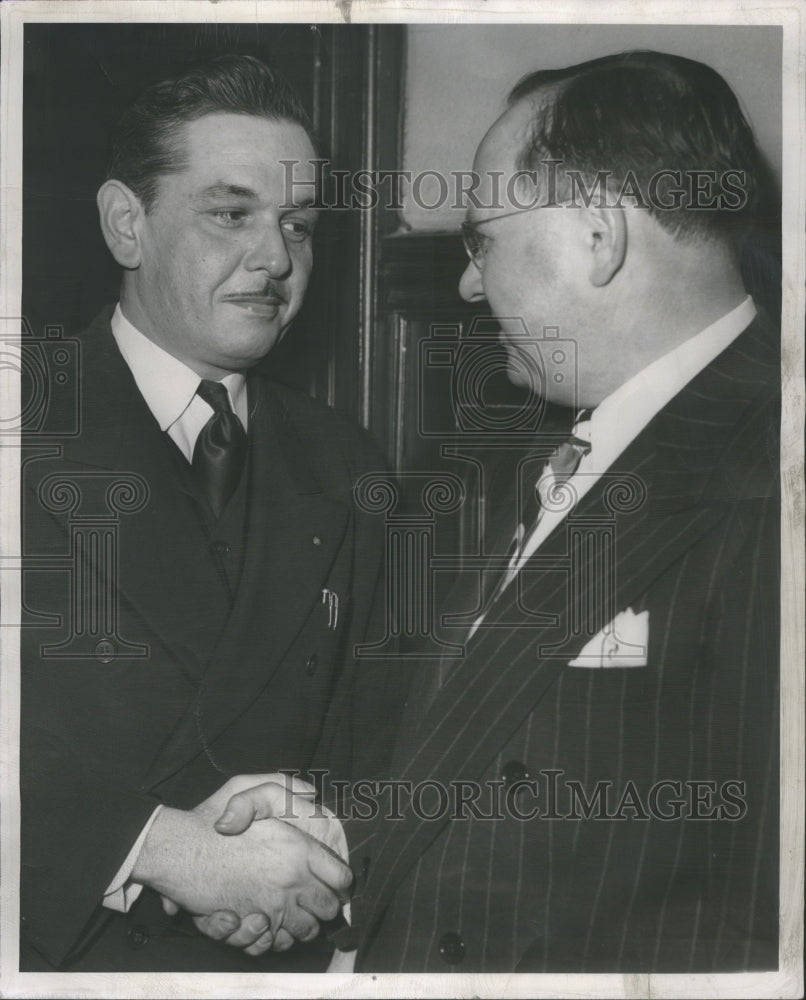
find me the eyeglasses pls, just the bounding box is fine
[461,201,568,269]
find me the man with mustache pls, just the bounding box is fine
[20,54,391,971]
[219,50,780,973]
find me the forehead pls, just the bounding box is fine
[470,95,547,216]
[171,112,317,188]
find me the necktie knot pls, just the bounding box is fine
[547,436,591,480]
[196,378,233,415]
[533,412,592,513]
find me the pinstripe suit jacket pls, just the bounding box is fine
[339,313,780,973]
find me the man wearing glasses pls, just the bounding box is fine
[200,50,780,973]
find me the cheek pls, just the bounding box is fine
[154,257,217,329]
[148,233,199,298]
[485,266,530,318]
[177,229,242,290]
[485,241,543,313]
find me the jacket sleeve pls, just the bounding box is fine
[20,486,165,968]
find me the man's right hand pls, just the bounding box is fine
[132,777,352,946]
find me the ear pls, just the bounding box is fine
[96,180,145,269]
[582,204,626,287]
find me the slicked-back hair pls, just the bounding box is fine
[106,54,315,212]
[509,50,762,243]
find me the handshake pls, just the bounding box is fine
[131,774,352,956]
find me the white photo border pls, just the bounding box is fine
[1,2,803,998]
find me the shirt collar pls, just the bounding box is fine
[109,304,248,431]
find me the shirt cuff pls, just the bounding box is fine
[319,805,357,971]
[102,805,163,913]
[327,946,358,972]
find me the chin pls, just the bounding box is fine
[503,351,544,396]
[226,325,285,361]
[505,365,531,389]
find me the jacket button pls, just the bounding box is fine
[502,760,530,787]
[360,856,371,881]
[306,653,318,676]
[439,931,465,965]
[95,639,115,663]
[127,924,149,948]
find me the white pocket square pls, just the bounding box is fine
[568,608,649,668]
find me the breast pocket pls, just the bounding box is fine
[555,661,661,706]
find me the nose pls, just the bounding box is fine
[243,222,292,278]
[459,259,486,303]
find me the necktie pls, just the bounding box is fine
[425,414,594,705]
[485,412,592,610]
[191,379,247,519]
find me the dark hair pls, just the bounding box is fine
[509,50,762,242]
[106,54,315,211]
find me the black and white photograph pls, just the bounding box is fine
[0,2,803,997]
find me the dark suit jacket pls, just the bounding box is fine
[19,307,390,971]
[339,313,780,973]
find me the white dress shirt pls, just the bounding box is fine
[103,304,248,911]
[518,296,756,565]
[110,303,248,460]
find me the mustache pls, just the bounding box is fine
[222,283,286,302]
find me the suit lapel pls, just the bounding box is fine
[197,381,351,740]
[143,379,352,785]
[398,457,549,732]
[357,315,779,944]
[56,311,353,787]
[58,311,229,676]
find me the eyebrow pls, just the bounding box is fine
[194,184,318,211]
[196,183,259,201]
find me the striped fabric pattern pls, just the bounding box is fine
[343,316,780,973]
